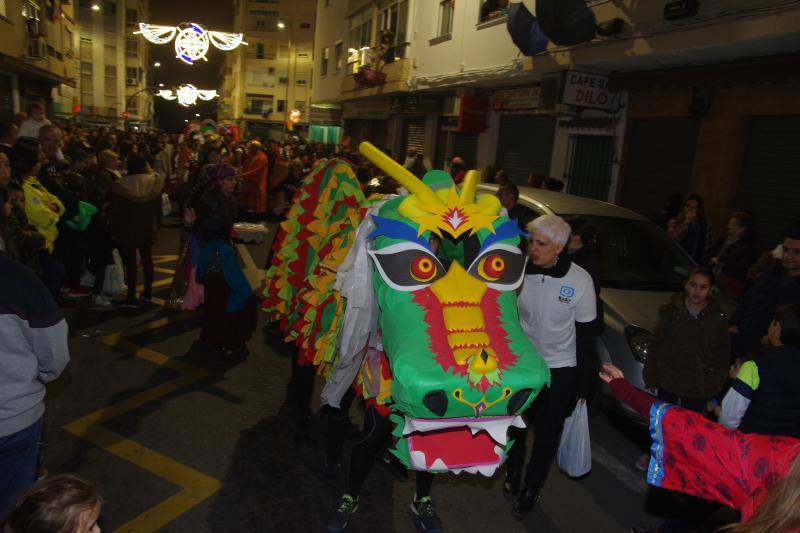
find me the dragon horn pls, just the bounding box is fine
[358,142,441,206]
[459,170,480,204]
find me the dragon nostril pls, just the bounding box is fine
[507,388,534,415]
[480,350,489,364]
[423,390,448,417]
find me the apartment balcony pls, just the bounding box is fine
[522,0,800,77]
[339,49,411,101]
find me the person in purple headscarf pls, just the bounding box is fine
[184,164,257,356]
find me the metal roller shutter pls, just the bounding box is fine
[451,132,479,169]
[734,116,800,246]
[496,114,556,185]
[402,117,426,157]
[621,118,699,216]
[565,135,615,200]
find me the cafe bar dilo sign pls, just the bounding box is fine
[561,71,617,111]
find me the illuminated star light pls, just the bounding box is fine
[158,84,218,107]
[135,22,247,65]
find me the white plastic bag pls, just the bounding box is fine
[161,192,172,217]
[557,400,592,477]
[102,249,127,296]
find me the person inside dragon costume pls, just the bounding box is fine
[323,143,550,532]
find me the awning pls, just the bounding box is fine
[310,125,343,145]
[558,116,618,129]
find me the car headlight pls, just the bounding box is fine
[625,325,654,363]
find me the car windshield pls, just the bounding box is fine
[562,215,695,291]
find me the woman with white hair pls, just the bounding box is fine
[505,214,599,518]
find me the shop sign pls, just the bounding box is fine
[389,95,442,115]
[309,105,342,126]
[342,99,391,120]
[457,95,488,133]
[493,86,540,111]
[560,71,616,111]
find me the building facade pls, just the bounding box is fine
[75,0,152,129]
[312,0,800,239]
[218,0,315,140]
[0,0,78,122]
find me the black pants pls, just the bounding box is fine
[38,251,65,299]
[120,245,153,301]
[54,226,85,288]
[326,388,357,466]
[347,404,433,499]
[656,389,709,415]
[507,366,579,493]
[288,345,316,415]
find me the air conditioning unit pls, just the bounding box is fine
[27,36,46,59]
[125,77,137,86]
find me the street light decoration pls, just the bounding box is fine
[158,84,218,107]
[135,22,247,65]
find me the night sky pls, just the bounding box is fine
[147,1,235,131]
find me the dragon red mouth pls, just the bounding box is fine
[404,416,525,475]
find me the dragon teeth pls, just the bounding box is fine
[477,464,498,477]
[402,415,521,446]
[429,458,448,471]
[410,450,427,470]
[481,420,510,445]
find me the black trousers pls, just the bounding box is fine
[507,366,579,492]
[325,388,357,466]
[656,389,709,415]
[347,404,433,499]
[120,245,153,301]
[38,251,65,299]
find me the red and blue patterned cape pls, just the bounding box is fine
[646,400,800,521]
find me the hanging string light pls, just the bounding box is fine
[158,84,218,107]
[135,22,247,65]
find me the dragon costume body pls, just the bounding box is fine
[264,142,549,477]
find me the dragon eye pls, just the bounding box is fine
[467,245,527,290]
[478,254,506,281]
[411,255,438,282]
[369,242,446,292]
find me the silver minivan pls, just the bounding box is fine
[479,184,697,419]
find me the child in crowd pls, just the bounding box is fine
[3,475,102,533]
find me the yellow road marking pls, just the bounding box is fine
[153,255,179,264]
[154,267,176,275]
[236,244,258,271]
[63,259,222,532]
[135,277,174,293]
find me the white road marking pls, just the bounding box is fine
[590,441,648,494]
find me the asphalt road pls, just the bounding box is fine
[40,220,664,532]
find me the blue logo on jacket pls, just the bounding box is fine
[559,285,574,304]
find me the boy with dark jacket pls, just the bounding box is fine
[720,303,800,438]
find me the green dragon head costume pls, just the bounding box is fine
[359,142,550,476]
